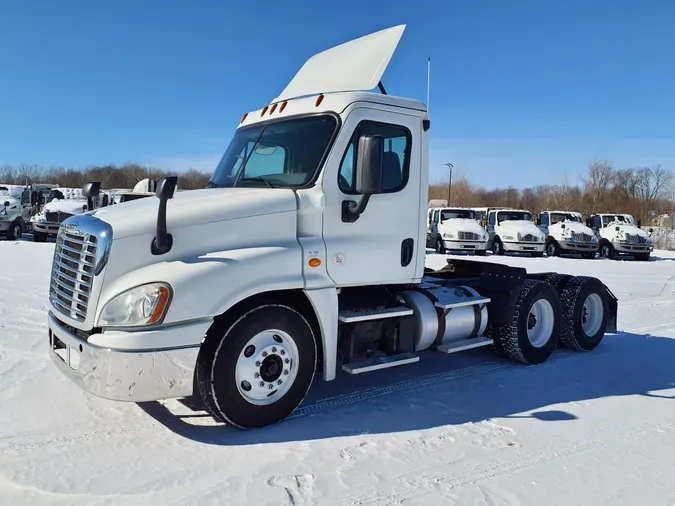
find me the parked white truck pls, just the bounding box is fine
[486,208,546,256]
[30,187,92,242]
[588,213,653,261]
[537,210,599,259]
[427,207,488,255]
[46,25,617,429]
[0,183,58,239]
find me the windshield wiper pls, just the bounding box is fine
[239,177,277,188]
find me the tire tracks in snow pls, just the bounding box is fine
[327,417,671,506]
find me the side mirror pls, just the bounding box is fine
[82,181,101,211]
[561,223,566,229]
[343,135,384,223]
[152,176,179,255]
[615,226,620,231]
[3,201,8,207]
[354,135,384,195]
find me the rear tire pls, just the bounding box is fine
[196,304,317,429]
[497,279,561,365]
[559,276,609,351]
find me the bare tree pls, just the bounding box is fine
[582,159,614,213]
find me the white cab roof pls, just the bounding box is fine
[274,25,406,103]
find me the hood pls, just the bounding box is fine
[550,220,595,235]
[44,198,89,215]
[497,219,542,236]
[439,218,485,235]
[605,222,649,237]
[88,187,298,239]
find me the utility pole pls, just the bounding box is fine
[445,163,453,204]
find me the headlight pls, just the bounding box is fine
[98,282,172,327]
[443,233,454,239]
[502,235,514,241]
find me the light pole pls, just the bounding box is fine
[444,163,453,204]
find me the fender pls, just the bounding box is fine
[95,244,305,345]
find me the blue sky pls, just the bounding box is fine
[1,0,673,189]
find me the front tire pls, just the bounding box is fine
[6,220,23,240]
[492,238,504,255]
[599,240,616,259]
[559,276,608,351]
[435,237,446,254]
[196,304,317,429]
[545,239,560,257]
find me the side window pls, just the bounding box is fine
[540,213,549,226]
[21,190,30,205]
[338,120,411,194]
[488,212,496,226]
[592,216,601,229]
[433,210,440,224]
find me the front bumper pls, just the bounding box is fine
[502,241,545,252]
[442,239,488,251]
[32,221,60,235]
[560,241,599,252]
[613,242,653,253]
[48,312,200,402]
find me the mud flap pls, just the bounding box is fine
[605,285,618,333]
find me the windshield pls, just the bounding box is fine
[48,189,65,201]
[603,215,625,224]
[0,187,9,198]
[497,211,532,224]
[441,209,476,220]
[209,115,338,189]
[550,212,581,224]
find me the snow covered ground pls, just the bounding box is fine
[2,239,675,505]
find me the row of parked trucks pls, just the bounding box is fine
[427,202,654,261]
[0,179,159,241]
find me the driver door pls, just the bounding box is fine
[322,106,422,286]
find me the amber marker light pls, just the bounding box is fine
[308,258,321,268]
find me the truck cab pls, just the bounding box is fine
[427,207,488,255]
[486,208,546,256]
[537,210,598,259]
[46,25,617,429]
[588,213,653,261]
[0,183,58,240]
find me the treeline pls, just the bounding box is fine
[2,159,673,226]
[430,160,674,226]
[0,163,212,190]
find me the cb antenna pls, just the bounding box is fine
[426,57,431,113]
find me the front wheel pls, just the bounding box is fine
[492,239,504,255]
[599,241,616,259]
[6,220,23,240]
[545,240,560,257]
[435,238,446,254]
[196,304,317,429]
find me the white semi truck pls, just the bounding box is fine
[588,213,653,261]
[46,25,617,429]
[485,208,546,256]
[30,187,91,242]
[427,206,488,255]
[537,210,599,259]
[0,183,58,240]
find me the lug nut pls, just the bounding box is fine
[262,351,268,357]
[284,370,289,375]
[268,384,274,390]
[284,358,290,364]
[259,381,265,387]
[255,361,261,367]
[254,372,260,378]
[272,347,277,353]
[277,380,283,385]
[280,350,286,356]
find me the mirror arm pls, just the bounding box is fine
[341,193,372,223]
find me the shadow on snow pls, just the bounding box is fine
[138,331,675,446]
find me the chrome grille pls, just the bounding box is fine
[49,228,98,322]
[572,232,593,243]
[626,233,647,244]
[519,233,536,242]
[458,231,481,241]
[46,211,74,223]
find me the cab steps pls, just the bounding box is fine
[341,352,419,375]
